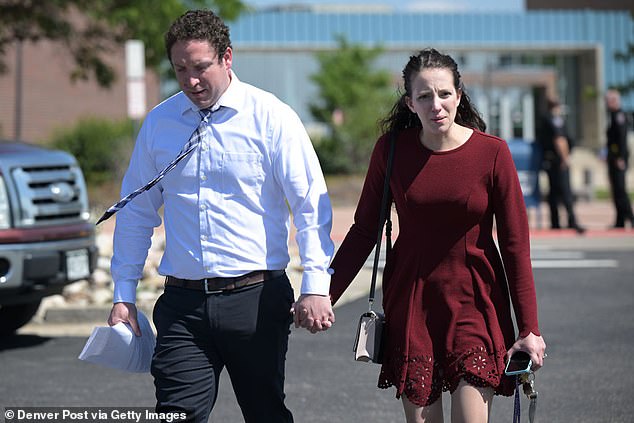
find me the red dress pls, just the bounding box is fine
[330,128,540,406]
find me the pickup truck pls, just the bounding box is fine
[0,140,98,335]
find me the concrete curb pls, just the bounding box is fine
[42,305,155,324]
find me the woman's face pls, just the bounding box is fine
[406,67,462,136]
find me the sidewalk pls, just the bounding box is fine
[328,200,634,251]
[19,199,633,337]
[329,199,634,240]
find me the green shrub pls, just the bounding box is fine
[48,117,135,186]
[309,35,394,175]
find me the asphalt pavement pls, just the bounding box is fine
[3,248,634,422]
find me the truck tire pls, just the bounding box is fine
[0,300,42,336]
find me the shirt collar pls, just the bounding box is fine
[179,70,243,117]
[216,70,243,112]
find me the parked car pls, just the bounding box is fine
[0,140,98,335]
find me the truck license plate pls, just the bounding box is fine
[66,249,90,280]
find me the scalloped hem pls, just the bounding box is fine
[378,345,515,407]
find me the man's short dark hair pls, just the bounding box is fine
[165,10,232,63]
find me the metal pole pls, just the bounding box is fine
[14,39,23,141]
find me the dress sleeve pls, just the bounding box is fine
[329,135,391,305]
[491,141,541,337]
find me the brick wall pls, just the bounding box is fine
[0,39,161,143]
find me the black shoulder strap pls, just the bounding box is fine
[368,131,396,311]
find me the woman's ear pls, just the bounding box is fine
[405,96,415,113]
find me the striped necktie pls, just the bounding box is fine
[96,107,214,225]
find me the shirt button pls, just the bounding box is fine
[201,174,207,181]
[200,204,207,211]
[201,235,207,241]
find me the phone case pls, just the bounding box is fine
[504,354,532,375]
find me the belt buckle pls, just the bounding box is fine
[203,279,223,294]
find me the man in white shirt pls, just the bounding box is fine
[107,9,334,422]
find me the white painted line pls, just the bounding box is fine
[531,251,585,259]
[531,259,619,268]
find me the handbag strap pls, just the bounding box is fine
[368,131,396,311]
[513,373,539,423]
[513,376,521,423]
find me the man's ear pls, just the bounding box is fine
[223,47,233,70]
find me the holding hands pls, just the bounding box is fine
[292,294,335,333]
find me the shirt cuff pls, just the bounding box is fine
[112,280,138,304]
[300,270,331,296]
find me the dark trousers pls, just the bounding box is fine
[608,163,634,226]
[151,273,295,423]
[545,165,578,228]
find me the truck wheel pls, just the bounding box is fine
[0,301,42,336]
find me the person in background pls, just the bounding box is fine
[605,89,633,229]
[538,98,586,234]
[106,10,335,423]
[328,48,546,423]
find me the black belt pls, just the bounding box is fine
[165,270,285,294]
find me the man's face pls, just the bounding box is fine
[170,39,232,109]
[606,91,620,112]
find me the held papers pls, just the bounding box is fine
[78,311,155,373]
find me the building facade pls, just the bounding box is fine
[229,8,634,150]
[526,0,634,15]
[1,7,631,154]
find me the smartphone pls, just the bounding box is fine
[504,351,532,375]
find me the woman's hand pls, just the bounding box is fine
[291,294,335,333]
[507,332,547,371]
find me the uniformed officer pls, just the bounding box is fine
[605,89,633,228]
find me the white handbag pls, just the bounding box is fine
[354,310,385,363]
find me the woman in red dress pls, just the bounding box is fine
[329,48,547,422]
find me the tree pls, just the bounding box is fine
[0,0,247,87]
[309,35,395,174]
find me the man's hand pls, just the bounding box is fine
[107,302,141,337]
[291,294,335,334]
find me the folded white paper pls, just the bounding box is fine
[78,311,155,373]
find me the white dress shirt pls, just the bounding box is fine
[111,72,334,303]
